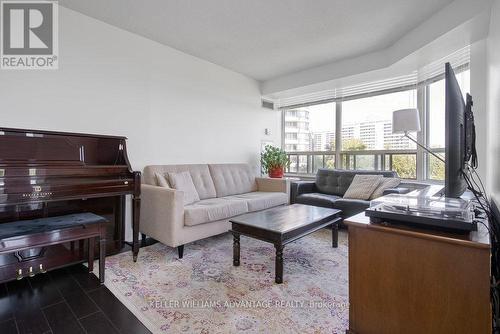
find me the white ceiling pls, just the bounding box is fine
[59,0,454,82]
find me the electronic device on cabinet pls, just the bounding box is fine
[365,194,476,233]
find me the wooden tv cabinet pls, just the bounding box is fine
[345,212,491,334]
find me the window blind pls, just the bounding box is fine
[417,45,470,84]
[273,45,470,109]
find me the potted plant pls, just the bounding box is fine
[261,145,290,178]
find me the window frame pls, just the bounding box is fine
[280,65,470,181]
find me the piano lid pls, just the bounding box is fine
[0,127,140,206]
[0,127,131,167]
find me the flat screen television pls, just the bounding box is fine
[445,62,476,198]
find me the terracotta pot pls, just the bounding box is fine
[268,167,284,178]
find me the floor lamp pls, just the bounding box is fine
[392,108,445,163]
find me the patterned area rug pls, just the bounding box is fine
[103,229,349,333]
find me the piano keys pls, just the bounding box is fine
[0,127,141,283]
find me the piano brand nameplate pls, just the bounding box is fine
[22,192,53,199]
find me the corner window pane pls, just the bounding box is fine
[287,155,298,173]
[324,155,335,169]
[341,90,417,151]
[428,153,445,180]
[428,69,469,180]
[283,103,336,152]
[298,155,308,174]
[354,155,375,170]
[391,154,417,179]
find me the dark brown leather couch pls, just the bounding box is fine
[290,169,410,219]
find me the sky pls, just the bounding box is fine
[304,70,470,148]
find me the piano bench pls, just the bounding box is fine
[0,213,108,284]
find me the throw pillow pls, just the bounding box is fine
[369,177,401,200]
[343,175,383,200]
[155,173,170,188]
[167,171,200,205]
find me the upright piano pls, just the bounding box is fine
[0,127,141,283]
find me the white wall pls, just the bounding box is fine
[470,40,488,184]
[0,7,281,170]
[0,7,280,239]
[487,0,500,200]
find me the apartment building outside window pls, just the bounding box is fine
[341,89,417,178]
[283,103,336,173]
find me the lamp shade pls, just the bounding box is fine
[392,108,421,134]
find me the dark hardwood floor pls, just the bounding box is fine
[0,261,151,334]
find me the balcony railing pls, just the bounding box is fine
[285,149,445,180]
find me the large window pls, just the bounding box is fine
[281,66,470,181]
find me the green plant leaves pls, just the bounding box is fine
[261,145,290,173]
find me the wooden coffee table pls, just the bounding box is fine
[229,204,342,284]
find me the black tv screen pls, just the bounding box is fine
[445,62,469,198]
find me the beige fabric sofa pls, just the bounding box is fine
[140,163,289,258]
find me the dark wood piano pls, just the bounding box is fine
[0,127,141,283]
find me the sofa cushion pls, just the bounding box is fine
[155,173,170,188]
[295,193,340,208]
[370,177,401,200]
[343,174,382,200]
[223,192,288,212]
[315,169,397,196]
[168,171,200,205]
[143,164,217,200]
[184,198,248,226]
[208,164,257,197]
[332,198,370,218]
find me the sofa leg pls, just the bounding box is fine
[177,245,184,259]
[141,233,147,247]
